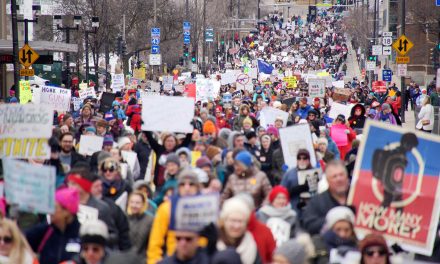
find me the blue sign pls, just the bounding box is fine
[382,70,392,82]
[151,45,160,54]
[183,31,190,36]
[183,21,191,30]
[184,35,190,44]
[151,38,160,45]
[151,28,160,37]
[437,0,440,6]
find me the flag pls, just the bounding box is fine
[257,59,274,74]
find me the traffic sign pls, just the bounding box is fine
[372,45,382,55]
[183,21,191,30]
[382,36,392,46]
[149,54,161,66]
[151,28,160,37]
[382,69,392,82]
[392,35,414,55]
[19,44,39,68]
[183,31,190,36]
[184,35,190,44]
[382,46,392,55]
[437,0,440,6]
[20,68,35,76]
[382,32,392,37]
[366,61,375,71]
[205,28,214,42]
[396,56,410,64]
[151,45,160,54]
[397,64,407,77]
[151,38,160,45]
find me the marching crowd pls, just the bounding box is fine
[0,5,440,264]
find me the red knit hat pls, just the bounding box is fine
[268,185,290,203]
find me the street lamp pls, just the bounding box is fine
[54,14,82,89]
[85,16,99,87]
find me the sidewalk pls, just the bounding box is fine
[343,39,361,80]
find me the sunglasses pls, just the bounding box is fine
[102,167,116,173]
[364,249,388,257]
[297,156,309,161]
[0,236,12,244]
[82,245,101,253]
[175,236,195,242]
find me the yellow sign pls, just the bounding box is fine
[396,56,410,64]
[283,76,297,89]
[19,44,39,68]
[392,35,414,56]
[133,68,146,80]
[79,82,88,90]
[19,68,35,76]
[19,80,32,104]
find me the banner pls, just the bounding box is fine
[259,107,289,128]
[170,193,219,232]
[19,80,32,104]
[141,95,195,133]
[372,81,387,93]
[111,74,125,92]
[78,87,97,100]
[308,79,326,98]
[78,135,104,156]
[279,124,317,169]
[347,121,440,255]
[297,168,322,194]
[3,159,55,214]
[34,86,71,112]
[0,104,53,159]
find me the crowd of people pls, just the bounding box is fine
[0,5,439,264]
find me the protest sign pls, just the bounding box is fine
[77,205,99,225]
[99,92,116,113]
[332,88,351,102]
[3,159,55,214]
[170,193,219,232]
[347,120,440,256]
[372,81,387,93]
[72,97,82,111]
[248,68,258,79]
[185,83,196,99]
[298,168,322,194]
[111,74,124,92]
[279,124,317,169]
[78,87,97,100]
[283,76,297,88]
[332,80,345,88]
[328,102,353,119]
[196,79,221,102]
[266,217,291,247]
[141,95,194,133]
[0,104,53,159]
[133,68,146,80]
[33,85,71,112]
[259,107,289,128]
[308,79,326,98]
[121,150,137,176]
[78,135,104,156]
[19,80,32,104]
[221,70,240,85]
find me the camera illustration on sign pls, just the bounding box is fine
[372,133,420,209]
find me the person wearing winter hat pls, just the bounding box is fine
[373,103,397,125]
[117,136,141,181]
[75,103,94,127]
[176,147,192,169]
[26,187,81,264]
[78,219,109,264]
[153,153,182,205]
[359,234,391,264]
[217,197,259,264]
[242,116,254,133]
[257,186,297,247]
[196,156,212,174]
[281,149,314,215]
[330,114,357,159]
[203,120,217,136]
[147,169,207,264]
[244,131,259,158]
[99,157,132,202]
[309,206,357,264]
[112,100,127,120]
[273,239,307,264]
[221,150,272,208]
[84,126,97,135]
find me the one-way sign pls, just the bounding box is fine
[151,45,160,54]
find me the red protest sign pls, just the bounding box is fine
[372,81,387,93]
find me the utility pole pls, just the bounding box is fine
[401,0,406,123]
[10,0,20,98]
[202,0,206,72]
[56,17,80,89]
[84,17,99,87]
[257,0,260,20]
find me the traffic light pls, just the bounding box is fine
[368,55,377,61]
[220,35,225,45]
[191,51,196,63]
[183,45,189,57]
[115,36,123,55]
[430,47,439,68]
[121,41,127,56]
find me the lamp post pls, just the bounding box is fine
[54,15,81,89]
[85,16,99,87]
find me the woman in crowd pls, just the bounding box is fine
[258,134,275,186]
[330,114,356,160]
[416,96,434,133]
[359,234,391,264]
[373,103,397,125]
[100,157,132,202]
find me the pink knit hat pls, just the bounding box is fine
[55,187,80,214]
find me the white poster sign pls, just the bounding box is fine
[221,70,241,85]
[77,205,99,224]
[78,135,104,156]
[78,87,97,100]
[72,97,82,111]
[297,168,322,194]
[141,95,195,133]
[3,159,55,214]
[308,79,326,98]
[279,124,317,169]
[328,102,354,119]
[111,74,125,92]
[259,107,289,128]
[196,79,221,102]
[34,86,71,112]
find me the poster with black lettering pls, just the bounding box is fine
[33,86,71,112]
[347,120,440,256]
[169,193,219,232]
[0,104,53,159]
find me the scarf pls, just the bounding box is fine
[217,231,257,264]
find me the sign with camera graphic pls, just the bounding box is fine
[348,120,440,256]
